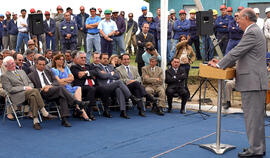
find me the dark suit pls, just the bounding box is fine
[43,18,56,50]
[70,64,97,106]
[28,68,74,117]
[16,63,30,75]
[218,24,268,155]
[165,66,189,110]
[95,64,132,111]
[136,32,155,75]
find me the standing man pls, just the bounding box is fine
[76,6,89,51]
[98,9,117,56]
[253,8,264,30]
[209,8,267,157]
[16,9,29,53]
[138,6,148,32]
[215,5,230,55]
[2,11,11,49]
[43,11,56,51]
[171,10,190,58]
[111,10,126,55]
[60,12,77,51]
[225,11,243,54]
[7,13,18,50]
[264,7,270,52]
[188,9,201,60]
[154,8,160,23]
[54,5,64,51]
[126,13,138,55]
[227,7,234,20]
[85,7,101,64]
[136,23,155,75]
[0,14,4,50]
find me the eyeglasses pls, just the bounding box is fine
[18,59,23,61]
[0,58,3,60]
[234,15,239,17]
[80,57,86,59]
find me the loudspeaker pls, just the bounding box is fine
[196,10,214,35]
[28,14,44,35]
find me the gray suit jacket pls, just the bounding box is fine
[116,64,141,84]
[142,65,164,87]
[95,64,120,86]
[1,70,34,105]
[218,24,268,91]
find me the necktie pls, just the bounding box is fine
[144,34,147,39]
[83,66,93,87]
[126,66,133,80]
[42,72,50,85]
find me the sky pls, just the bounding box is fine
[0,0,149,22]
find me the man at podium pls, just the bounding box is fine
[209,8,268,158]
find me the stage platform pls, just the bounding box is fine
[1,107,269,158]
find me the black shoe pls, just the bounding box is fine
[103,111,112,118]
[33,123,41,130]
[238,150,263,157]
[243,148,265,156]
[138,110,146,117]
[89,114,96,121]
[223,101,231,109]
[167,107,172,113]
[61,118,72,127]
[73,108,83,118]
[180,109,186,114]
[156,107,164,116]
[120,110,130,119]
[130,95,141,103]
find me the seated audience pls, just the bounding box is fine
[95,53,140,119]
[117,54,158,117]
[25,39,38,56]
[90,52,101,67]
[142,56,165,116]
[165,58,189,113]
[44,49,53,64]
[14,53,30,74]
[24,49,35,67]
[109,54,121,68]
[2,56,57,130]
[142,42,161,66]
[28,56,86,127]
[51,54,90,121]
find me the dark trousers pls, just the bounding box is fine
[62,42,77,52]
[188,36,201,60]
[101,37,113,56]
[217,33,229,55]
[81,86,96,106]
[166,87,189,110]
[41,86,74,117]
[127,81,147,109]
[137,62,145,76]
[180,64,190,96]
[95,86,111,111]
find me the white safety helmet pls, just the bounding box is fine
[169,9,176,14]
[146,12,153,18]
[265,7,270,14]
[253,8,260,14]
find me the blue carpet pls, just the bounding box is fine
[0,110,269,158]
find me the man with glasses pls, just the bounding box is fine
[126,13,138,55]
[44,11,56,51]
[13,53,30,74]
[85,7,101,64]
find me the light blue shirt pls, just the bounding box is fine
[142,52,162,66]
[85,15,101,34]
[98,19,118,35]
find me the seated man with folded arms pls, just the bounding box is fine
[142,56,165,116]
[95,53,140,119]
[116,53,157,117]
[165,57,189,113]
[1,56,57,130]
[28,56,85,127]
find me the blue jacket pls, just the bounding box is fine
[138,14,147,31]
[0,22,3,38]
[228,20,243,40]
[7,19,18,35]
[189,18,197,37]
[60,20,77,43]
[111,16,126,36]
[148,21,157,39]
[156,20,172,40]
[2,19,10,36]
[43,18,56,35]
[215,15,230,33]
[173,19,190,40]
[76,13,89,32]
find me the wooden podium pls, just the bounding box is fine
[198,64,236,154]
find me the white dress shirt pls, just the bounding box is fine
[37,69,52,88]
[17,16,28,32]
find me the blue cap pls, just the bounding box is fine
[0,14,4,17]
[141,6,147,10]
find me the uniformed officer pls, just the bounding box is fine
[225,11,243,54]
[215,5,230,55]
[188,9,201,60]
[60,12,78,51]
[171,9,190,58]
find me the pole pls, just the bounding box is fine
[160,0,168,77]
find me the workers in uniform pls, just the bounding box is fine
[60,12,77,51]
[188,9,201,60]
